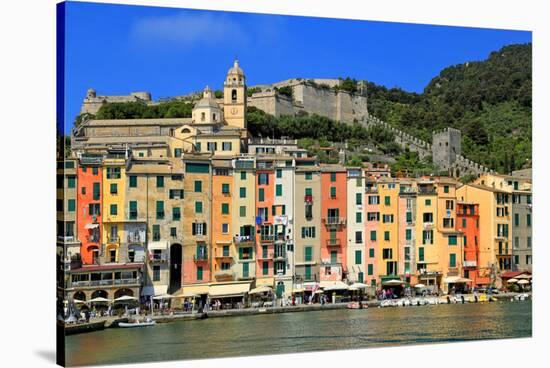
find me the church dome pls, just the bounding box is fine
[195,86,220,109]
[227,59,244,77]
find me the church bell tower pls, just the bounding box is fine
[223,59,247,130]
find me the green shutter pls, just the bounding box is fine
[222,183,230,194]
[186,163,209,174]
[370,231,376,241]
[419,247,424,262]
[305,188,312,196]
[368,264,373,275]
[356,212,362,223]
[330,172,336,182]
[406,212,412,223]
[194,180,202,193]
[262,262,269,275]
[448,235,457,245]
[305,246,312,261]
[330,187,336,198]
[195,201,203,214]
[240,187,246,198]
[67,199,75,212]
[276,169,282,178]
[173,207,181,220]
[358,272,364,283]
[305,265,311,280]
[444,185,449,193]
[93,183,100,200]
[384,196,390,205]
[129,201,137,220]
[405,229,411,240]
[110,204,117,216]
[243,262,249,277]
[240,171,247,180]
[384,231,390,241]
[305,172,312,180]
[197,266,203,281]
[450,254,456,267]
[355,250,362,265]
[259,188,265,201]
[67,177,75,188]
[356,193,362,205]
[276,184,282,196]
[129,175,137,187]
[369,248,374,258]
[239,206,246,217]
[156,176,164,188]
[222,203,229,215]
[110,183,117,194]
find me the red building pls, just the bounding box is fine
[255,168,275,279]
[457,202,490,287]
[320,167,348,281]
[77,161,102,265]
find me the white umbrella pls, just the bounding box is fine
[114,295,137,302]
[515,274,532,279]
[348,286,359,291]
[350,282,369,289]
[414,284,426,288]
[383,279,403,286]
[72,299,86,304]
[153,294,174,300]
[88,297,111,303]
[517,279,530,285]
[507,278,518,283]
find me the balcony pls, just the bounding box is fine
[107,235,120,244]
[127,234,145,243]
[214,253,233,260]
[58,235,79,244]
[273,252,287,261]
[463,260,477,268]
[418,187,436,196]
[326,238,342,247]
[214,270,235,280]
[193,253,208,262]
[365,186,378,193]
[260,234,275,243]
[257,253,274,260]
[150,254,168,263]
[322,217,347,227]
[423,222,435,230]
[447,267,459,276]
[86,235,100,243]
[234,235,255,245]
[69,277,140,288]
[275,234,287,244]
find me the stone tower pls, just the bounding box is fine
[223,59,247,130]
[432,128,461,171]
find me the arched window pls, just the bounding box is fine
[181,128,191,134]
[232,89,237,102]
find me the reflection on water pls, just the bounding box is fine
[66,301,532,366]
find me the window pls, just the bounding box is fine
[367,264,373,276]
[464,236,467,246]
[239,187,246,198]
[444,185,449,193]
[404,247,411,261]
[92,167,98,175]
[356,212,362,223]
[81,187,86,195]
[129,175,137,188]
[221,223,229,234]
[355,231,363,243]
[370,231,377,241]
[384,231,390,241]
[405,229,412,241]
[356,193,362,205]
[406,212,412,223]
[445,200,454,210]
[172,207,181,221]
[382,214,394,223]
[239,206,246,217]
[67,176,76,188]
[207,142,217,152]
[221,203,229,215]
[305,265,312,280]
[169,189,184,199]
[129,201,137,220]
[194,180,202,193]
[110,183,117,194]
[526,255,532,265]
[448,235,457,245]
[276,184,282,196]
[106,167,121,179]
[93,183,100,200]
[305,246,313,262]
[462,218,467,228]
[449,254,456,267]
[222,183,230,195]
[192,222,207,236]
[368,195,380,205]
[369,248,375,258]
[514,237,519,249]
[258,173,269,185]
[262,261,269,275]
[170,227,177,238]
[110,204,117,216]
[305,172,312,180]
[514,213,519,226]
[423,213,433,223]
[355,250,362,265]
[156,176,164,188]
[443,218,454,228]
[67,199,75,212]
[276,169,282,178]
[152,225,160,241]
[382,248,392,259]
[89,203,100,216]
[527,237,532,248]
[330,187,336,198]
[422,230,433,244]
[156,201,164,219]
[527,214,531,227]
[197,266,203,281]
[222,142,232,151]
[153,266,161,281]
[367,212,380,221]
[240,171,247,180]
[195,201,203,214]
[259,188,265,201]
[174,148,182,157]
[425,199,431,206]
[384,196,390,206]
[330,172,336,182]
[301,227,316,238]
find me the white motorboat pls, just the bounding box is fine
[119,318,156,328]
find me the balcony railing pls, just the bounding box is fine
[322,217,346,226]
[214,270,235,279]
[86,235,100,243]
[214,253,233,259]
[463,260,477,268]
[69,278,140,288]
[258,253,274,260]
[107,236,119,243]
[326,238,341,247]
[418,188,437,196]
[273,253,287,261]
[193,253,208,262]
[234,235,254,245]
[150,254,168,263]
[127,234,145,243]
[260,234,275,242]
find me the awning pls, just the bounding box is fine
[175,284,210,297]
[507,278,518,283]
[141,286,154,297]
[292,287,305,293]
[350,282,369,289]
[153,294,174,300]
[517,279,530,285]
[444,276,472,284]
[84,223,99,229]
[515,273,532,279]
[249,286,272,295]
[88,297,111,303]
[255,277,274,287]
[148,241,169,250]
[383,279,404,286]
[320,281,349,291]
[114,295,137,302]
[153,285,168,296]
[209,282,251,298]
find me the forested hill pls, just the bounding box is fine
[366,43,532,173]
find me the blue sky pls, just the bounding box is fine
[62,1,531,133]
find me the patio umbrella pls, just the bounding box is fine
[72,299,86,304]
[348,286,359,291]
[88,297,111,303]
[350,282,369,289]
[517,279,530,285]
[249,286,273,295]
[414,284,426,288]
[507,278,518,283]
[114,295,137,302]
[383,279,403,286]
[153,294,175,300]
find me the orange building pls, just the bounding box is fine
[76,159,102,265]
[457,202,490,286]
[320,166,348,281]
[255,168,275,281]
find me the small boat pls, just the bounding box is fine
[347,302,368,309]
[119,318,156,328]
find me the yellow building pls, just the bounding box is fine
[376,178,400,283]
[223,59,247,131]
[102,156,126,263]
